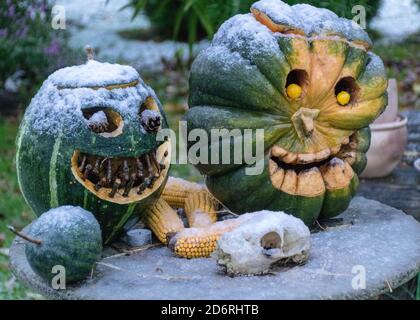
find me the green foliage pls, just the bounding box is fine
[0,0,80,105]
[122,0,254,54]
[124,0,381,56]
[0,118,33,299]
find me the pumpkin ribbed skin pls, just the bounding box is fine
[16,62,170,244]
[187,1,387,225]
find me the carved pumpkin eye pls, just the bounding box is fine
[82,107,123,137]
[139,97,161,133]
[335,77,359,106]
[285,69,309,100]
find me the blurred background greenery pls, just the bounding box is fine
[123,0,381,51]
[0,0,419,299]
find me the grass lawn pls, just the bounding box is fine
[0,117,37,299]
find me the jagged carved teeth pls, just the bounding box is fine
[74,149,169,199]
[269,135,358,196]
[270,135,355,165]
[269,157,355,196]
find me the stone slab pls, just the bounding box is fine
[9,197,420,300]
[358,166,420,221]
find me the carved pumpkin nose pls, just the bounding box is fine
[291,108,320,138]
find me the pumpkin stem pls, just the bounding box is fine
[85,45,94,61]
[7,225,42,245]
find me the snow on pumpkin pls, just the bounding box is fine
[16,50,171,244]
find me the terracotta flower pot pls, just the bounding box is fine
[361,115,407,178]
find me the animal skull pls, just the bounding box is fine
[212,211,310,276]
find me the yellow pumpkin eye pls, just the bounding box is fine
[335,77,359,106]
[286,69,308,100]
[337,91,351,106]
[286,83,302,99]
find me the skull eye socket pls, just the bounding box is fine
[285,69,309,100]
[261,231,282,250]
[335,77,360,106]
[82,107,124,137]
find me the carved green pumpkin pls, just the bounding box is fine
[16,59,171,243]
[186,0,387,225]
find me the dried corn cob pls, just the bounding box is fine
[161,177,204,208]
[169,219,241,258]
[143,199,184,244]
[184,191,218,227]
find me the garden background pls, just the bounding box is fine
[0,0,419,299]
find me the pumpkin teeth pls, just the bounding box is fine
[296,168,325,197]
[330,144,342,155]
[123,173,137,197]
[270,133,356,166]
[83,164,92,180]
[320,158,354,190]
[109,178,122,198]
[340,151,357,165]
[314,149,331,162]
[269,134,358,194]
[78,155,87,172]
[72,142,171,201]
[76,153,158,197]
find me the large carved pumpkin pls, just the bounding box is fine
[16,58,171,243]
[186,0,387,225]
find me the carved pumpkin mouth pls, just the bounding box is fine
[71,140,171,204]
[269,133,358,196]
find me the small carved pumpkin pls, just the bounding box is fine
[186,0,387,225]
[16,56,171,243]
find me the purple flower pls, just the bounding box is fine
[39,1,47,14]
[44,39,60,56]
[7,4,15,17]
[0,29,8,38]
[16,26,28,39]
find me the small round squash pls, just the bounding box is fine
[13,206,102,284]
